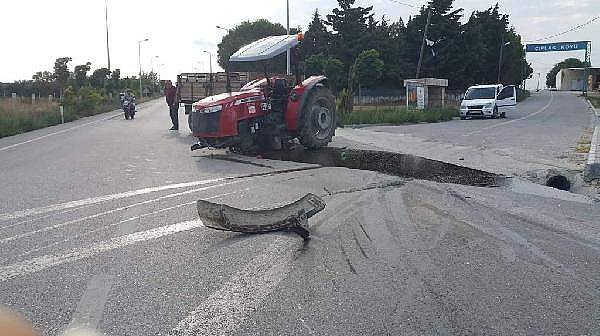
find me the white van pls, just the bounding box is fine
[459,84,517,119]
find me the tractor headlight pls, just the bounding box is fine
[203,105,222,113]
[483,103,494,110]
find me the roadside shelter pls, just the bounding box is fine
[403,78,448,109]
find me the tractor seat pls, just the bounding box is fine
[273,78,289,98]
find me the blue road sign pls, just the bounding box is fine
[526,41,589,53]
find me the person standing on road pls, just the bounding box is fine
[165,80,179,131]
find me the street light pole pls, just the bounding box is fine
[286,0,291,75]
[536,72,541,92]
[105,0,111,70]
[151,55,159,73]
[138,38,149,97]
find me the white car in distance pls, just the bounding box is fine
[460,84,517,119]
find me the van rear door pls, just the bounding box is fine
[496,85,517,116]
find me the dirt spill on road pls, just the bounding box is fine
[260,146,505,187]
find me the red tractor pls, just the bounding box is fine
[190,34,337,152]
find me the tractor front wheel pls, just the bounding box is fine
[298,87,336,149]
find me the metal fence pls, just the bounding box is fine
[352,90,464,108]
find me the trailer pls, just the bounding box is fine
[177,72,249,114]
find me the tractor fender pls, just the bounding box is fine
[297,76,328,120]
[286,76,328,131]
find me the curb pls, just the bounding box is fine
[586,97,600,120]
[584,125,600,181]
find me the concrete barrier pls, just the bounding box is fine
[584,125,600,181]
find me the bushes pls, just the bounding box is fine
[63,86,115,117]
[341,106,458,125]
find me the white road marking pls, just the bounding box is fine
[0,219,204,282]
[17,189,248,258]
[171,234,301,336]
[0,177,228,222]
[0,180,241,242]
[463,90,554,136]
[60,273,116,336]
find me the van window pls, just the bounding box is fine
[464,87,496,100]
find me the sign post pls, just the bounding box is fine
[524,41,591,93]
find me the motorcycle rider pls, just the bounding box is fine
[121,89,136,119]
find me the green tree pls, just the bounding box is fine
[73,62,92,88]
[325,0,375,69]
[111,69,121,81]
[217,19,289,72]
[300,10,332,58]
[546,58,585,88]
[90,68,111,89]
[460,4,530,87]
[53,57,72,95]
[305,53,344,91]
[352,49,384,88]
[404,0,463,83]
[32,71,55,83]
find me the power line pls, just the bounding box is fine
[525,15,600,42]
[385,0,418,8]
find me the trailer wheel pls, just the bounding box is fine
[298,86,336,149]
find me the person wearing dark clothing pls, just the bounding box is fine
[165,81,179,130]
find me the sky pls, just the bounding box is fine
[0,0,598,89]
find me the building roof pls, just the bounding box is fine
[403,78,448,87]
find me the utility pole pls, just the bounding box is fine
[203,51,213,95]
[498,36,511,83]
[497,34,504,83]
[286,0,291,75]
[536,73,541,91]
[416,10,431,79]
[105,0,111,70]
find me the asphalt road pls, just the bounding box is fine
[0,98,599,335]
[367,91,594,161]
[338,91,597,192]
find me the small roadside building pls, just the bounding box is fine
[403,78,448,109]
[555,67,600,91]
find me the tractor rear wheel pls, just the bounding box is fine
[298,86,336,149]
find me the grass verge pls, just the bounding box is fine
[587,96,600,109]
[341,106,458,125]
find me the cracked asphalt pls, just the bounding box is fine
[0,98,598,335]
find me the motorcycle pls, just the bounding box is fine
[121,94,136,120]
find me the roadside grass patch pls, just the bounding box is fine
[341,106,458,125]
[575,128,593,153]
[587,96,600,109]
[0,94,162,139]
